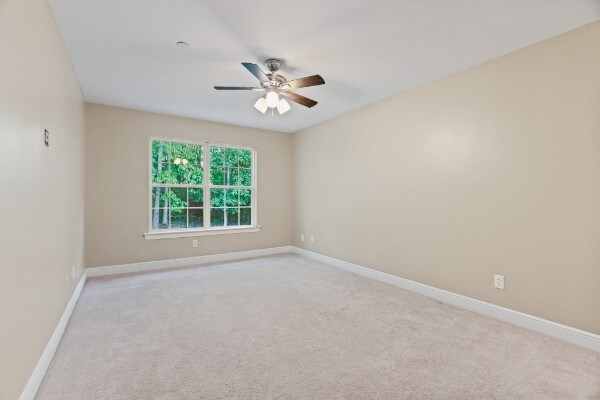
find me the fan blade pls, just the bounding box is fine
[214,86,265,91]
[280,92,318,108]
[282,74,325,90]
[242,62,269,82]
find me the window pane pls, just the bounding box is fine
[239,189,251,206]
[189,188,203,207]
[210,146,224,166]
[210,167,225,185]
[240,168,252,186]
[188,144,203,165]
[240,207,251,226]
[152,141,170,162]
[187,163,203,185]
[211,208,224,227]
[226,208,239,226]
[224,168,238,186]
[170,163,187,184]
[239,149,251,168]
[225,189,239,207]
[152,166,167,184]
[170,208,187,229]
[151,208,168,230]
[152,186,169,208]
[210,189,224,207]
[152,163,169,184]
[224,148,239,166]
[170,188,187,208]
[170,142,187,163]
[152,141,170,184]
[189,208,203,228]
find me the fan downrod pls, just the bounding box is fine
[263,59,286,88]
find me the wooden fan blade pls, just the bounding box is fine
[242,62,269,82]
[214,86,265,91]
[282,74,325,90]
[280,92,318,108]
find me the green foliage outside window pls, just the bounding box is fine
[151,140,253,230]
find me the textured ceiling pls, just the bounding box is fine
[48,0,600,132]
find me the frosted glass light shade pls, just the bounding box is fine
[254,97,268,113]
[265,91,279,108]
[277,98,291,114]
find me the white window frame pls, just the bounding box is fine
[144,136,259,240]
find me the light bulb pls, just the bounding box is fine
[254,97,268,113]
[277,98,291,115]
[174,158,181,165]
[265,91,279,108]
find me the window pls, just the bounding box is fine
[148,138,256,237]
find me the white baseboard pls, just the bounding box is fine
[292,246,600,353]
[86,246,294,278]
[19,271,88,400]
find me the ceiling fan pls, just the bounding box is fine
[214,59,325,115]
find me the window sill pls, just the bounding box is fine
[144,226,260,240]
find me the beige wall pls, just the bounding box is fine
[0,0,86,398]
[292,22,600,334]
[84,103,292,267]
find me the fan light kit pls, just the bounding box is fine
[265,91,279,108]
[215,58,325,116]
[173,157,188,165]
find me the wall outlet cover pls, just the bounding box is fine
[494,274,505,290]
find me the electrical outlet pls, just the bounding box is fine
[300,233,305,242]
[494,274,505,290]
[310,235,315,243]
[44,129,49,147]
[72,265,75,278]
[192,240,198,248]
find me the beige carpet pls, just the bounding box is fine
[36,254,600,399]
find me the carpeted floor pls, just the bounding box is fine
[36,254,600,399]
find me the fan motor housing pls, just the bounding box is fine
[265,73,286,86]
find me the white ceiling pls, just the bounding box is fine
[48,0,600,133]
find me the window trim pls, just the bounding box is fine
[144,136,259,239]
[144,226,260,240]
